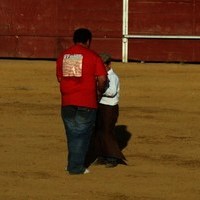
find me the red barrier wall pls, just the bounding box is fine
[0,0,200,62]
[128,0,200,62]
[0,0,122,59]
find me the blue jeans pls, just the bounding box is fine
[61,106,96,174]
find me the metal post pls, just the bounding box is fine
[122,0,129,63]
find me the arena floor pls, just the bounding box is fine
[0,59,200,200]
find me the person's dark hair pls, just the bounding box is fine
[73,28,92,44]
[99,53,112,65]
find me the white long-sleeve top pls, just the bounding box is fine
[99,68,119,106]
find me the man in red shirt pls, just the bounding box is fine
[56,28,107,175]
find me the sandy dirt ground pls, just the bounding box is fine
[0,59,200,200]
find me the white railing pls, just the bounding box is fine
[122,0,200,62]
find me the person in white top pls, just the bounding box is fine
[91,53,126,168]
[99,62,119,106]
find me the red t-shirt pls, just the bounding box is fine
[56,44,107,108]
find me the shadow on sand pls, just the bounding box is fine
[115,125,132,151]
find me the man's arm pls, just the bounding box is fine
[97,75,107,101]
[56,55,63,82]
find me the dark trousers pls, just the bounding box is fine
[85,104,126,166]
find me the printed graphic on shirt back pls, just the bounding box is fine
[62,54,83,77]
